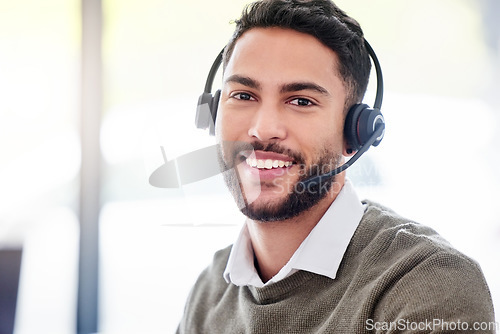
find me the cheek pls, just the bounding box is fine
[215,108,232,142]
[214,111,223,139]
[292,117,344,160]
[216,107,245,141]
[322,113,345,149]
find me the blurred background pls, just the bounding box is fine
[0,0,498,333]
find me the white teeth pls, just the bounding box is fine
[245,158,293,169]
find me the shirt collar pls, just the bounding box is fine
[223,179,365,287]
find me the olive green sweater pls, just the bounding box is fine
[177,202,495,333]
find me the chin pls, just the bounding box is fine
[239,176,335,222]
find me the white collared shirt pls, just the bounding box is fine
[223,179,365,287]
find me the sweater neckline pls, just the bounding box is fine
[247,270,324,304]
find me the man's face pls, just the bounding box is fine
[216,27,348,222]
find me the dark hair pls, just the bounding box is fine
[223,0,371,110]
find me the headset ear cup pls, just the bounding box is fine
[357,107,385,147]
[195,92,214,131]
[195,90,221,136]
[209,90,221,135]
[344,103,367,152]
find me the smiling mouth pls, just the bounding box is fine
[245,158,294,169]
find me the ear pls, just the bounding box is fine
[343,138,356,157]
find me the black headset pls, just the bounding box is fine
[195,39,385,156]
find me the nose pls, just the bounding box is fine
[247,103,287,142]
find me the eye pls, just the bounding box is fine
[231,92,255,101]
[288,97,314,106]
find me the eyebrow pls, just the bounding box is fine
[280,82,330,96]
[224,74,330,96]
[224,75,261,90]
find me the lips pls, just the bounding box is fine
[245,157,293,169]
[242,150,294,167]
[237,150,296,181]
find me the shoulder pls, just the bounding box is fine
[354,200,487,276]
[209,244,233,274]
[345,201,495,324]
[192,244,232,294]
[356,200,459,256]
[177,245,234,332]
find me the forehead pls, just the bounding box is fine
[224,27,342,88]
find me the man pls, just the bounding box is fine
[177,0,495,332]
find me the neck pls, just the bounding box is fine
[247,177,345,283]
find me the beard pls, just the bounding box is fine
[217,140,342,222]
